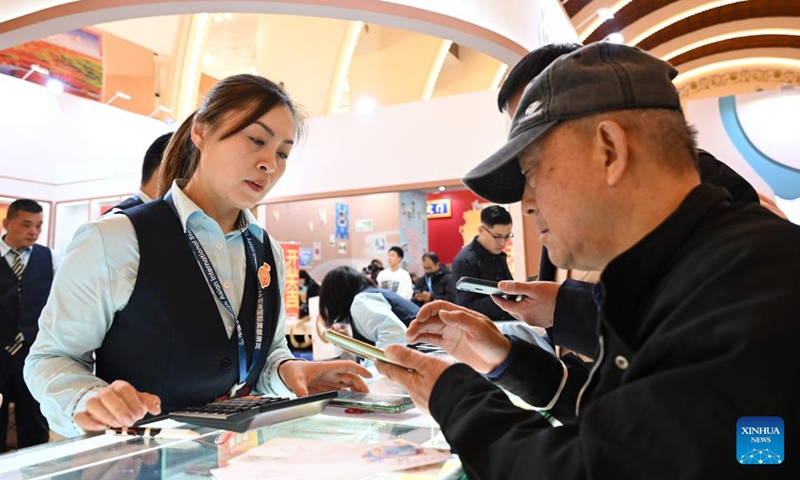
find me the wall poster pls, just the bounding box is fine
[0,28,103,101]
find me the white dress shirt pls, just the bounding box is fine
[24,181,295,436]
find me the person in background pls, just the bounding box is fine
[413,252,456,305]
[1,199,54,451]
[375,246,413,300]
[25,74,370,437]
[451,205,515,320]
[377,43,799,479]
[111,132,173,211]
[361,258,383,287]
[298,269,320,299]
[298,269,320,318]
[319,266,418,351]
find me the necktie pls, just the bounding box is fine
[5,249,25,355]
[11,248,23,279]
[10,248,23,300]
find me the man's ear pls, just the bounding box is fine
[594,120,629,187]
[190,122,206,150]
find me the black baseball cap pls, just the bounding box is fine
[463,42,683,204]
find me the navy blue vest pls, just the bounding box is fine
[0,244,53,346]
[96,200,281,411]
[351,288,419,345]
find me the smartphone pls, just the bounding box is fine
[455,276,525,302]
[329,392,415,413]
[323,329,406,367]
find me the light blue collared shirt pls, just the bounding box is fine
[349,291,408,349]
[25,181,295,437]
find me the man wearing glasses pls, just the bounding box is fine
[452,205,515,320]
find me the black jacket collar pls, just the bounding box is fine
[599,184,731,343]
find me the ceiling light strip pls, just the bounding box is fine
[329,20,363,114]
[664,29,800,61]
[422,40,453,101]
[628,0,747,46]
[178,13,209,121]
[578,0,633,42]
[489,63,509,91]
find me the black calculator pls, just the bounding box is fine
[170,391,337,432]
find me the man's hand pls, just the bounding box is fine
[493,281,560,328]
[376,345,452,415]
[73,380,161,432]
[417,291,432,303]
[407,301,510,374]
[279,360,372,397]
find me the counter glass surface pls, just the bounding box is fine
[0,407,448,480]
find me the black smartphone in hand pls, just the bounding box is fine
[455,276,525,302]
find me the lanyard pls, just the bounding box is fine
[425,275,433,293]
[185,226,264,397]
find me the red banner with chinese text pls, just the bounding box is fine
[280,242,300,321]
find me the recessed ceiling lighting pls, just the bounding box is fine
[438,186,446,192]
[355,97,377,114]
[597,8,614,21]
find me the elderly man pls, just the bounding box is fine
[377,43,798,479]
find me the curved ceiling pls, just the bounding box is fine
[567,0,800,99]
[1,0,798,118]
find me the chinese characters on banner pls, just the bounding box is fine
[280,243,300,321]
[426,198,452,218]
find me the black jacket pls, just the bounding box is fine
[452,236,514,320]
[414,266,456,304]
[431,185,800,479]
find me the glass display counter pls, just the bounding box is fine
[0,407,453,480]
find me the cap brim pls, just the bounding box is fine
[462,119,558,204]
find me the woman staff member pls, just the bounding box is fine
[319,266,419,351]
[25,74,370,436]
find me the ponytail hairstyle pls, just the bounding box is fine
[158,74,305,196]
[318,266,371,327]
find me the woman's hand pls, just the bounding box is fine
[73,380,161,432]
[278,360,372,397]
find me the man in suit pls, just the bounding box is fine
[1,199,54,451]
